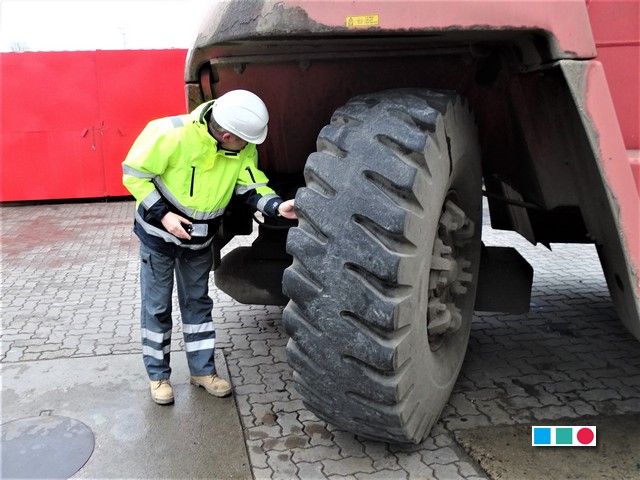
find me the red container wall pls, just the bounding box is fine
[0,49,187,202]
[588,0,640,149]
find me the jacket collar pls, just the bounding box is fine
[196,100,216,125]
[190,100,219,150]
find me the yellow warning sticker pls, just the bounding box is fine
[345,14,379,28]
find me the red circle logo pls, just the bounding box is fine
[577,427,594,444]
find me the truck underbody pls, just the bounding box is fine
[185,0,640,443]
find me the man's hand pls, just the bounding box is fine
[278,199,297,220]
[161,212,192,239]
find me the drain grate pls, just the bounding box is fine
[1,415,94,479]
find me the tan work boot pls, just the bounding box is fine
[190,375,232,397]
[149,379,174,405]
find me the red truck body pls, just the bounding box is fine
[185,0,639,443]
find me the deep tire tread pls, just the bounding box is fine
[375,134,429,171]
[352,214,418,257]
[283,88,482,443]
[362,169,425,215]
[344,262,412,301]
[339,310,411,340]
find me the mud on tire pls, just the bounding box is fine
[282,89,482,444]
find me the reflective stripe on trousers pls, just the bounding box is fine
[139,242,216,380]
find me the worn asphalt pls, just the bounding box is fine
[1,199,639,479]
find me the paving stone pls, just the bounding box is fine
[362,441,400,471]
[238,355,276,367]
[39,348,78,359]
[432,434,455,448]
[464,387,503,404]
[247,424,284,440]
[19,352,41,361]
[239,365,264,385]
[10,337,49,348]
[259,362,291,374]
[267,450,298,479]
[250,340,270,356]
[249,391,291,405]
[431,463,466,480]
[2,347,26,363]
[262,435,310,451]
[247,439,269,469]
[602,378,640,398]
[3,200,639,480]
[236,384,267,395]
[252,403,279,426]
[475,402,517,425]
[541,380,586,394]
[355,469,407,480]
[331,430,367,457]
[296,462,327,479]
[322,456,375,476]
[252,467,273,480]
[443,413,493,431]
[276,412,304,436]
[530,405,580,420]
[291,445,342,463]
[235,395,254,423]
[395,452,435,478]
[499,395,544,410]
[262,372,287,392]
[448,394,481,416]
[621,375,640,387]
[94,345,112,355]
[421,447,459,465]
[304,421,336,447]
[1,333,32,342]
[24,343,61,353]
[577,388,623,402]
[273,399,306,414]
[570,400,599,416]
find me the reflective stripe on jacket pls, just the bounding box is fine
[122,100,280,250]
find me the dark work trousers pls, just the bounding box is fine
[139,242,216,380]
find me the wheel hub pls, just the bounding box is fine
[427,199,475,349]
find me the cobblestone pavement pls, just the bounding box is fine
[2,200,640,479]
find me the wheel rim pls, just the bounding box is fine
[427,194,476,351]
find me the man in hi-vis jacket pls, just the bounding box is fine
[122,90,296,405]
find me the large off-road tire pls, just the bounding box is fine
[282,89,482,444]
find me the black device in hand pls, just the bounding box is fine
[183,223,208,237]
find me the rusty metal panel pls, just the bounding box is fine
[290,0,596,56]
[186,0,596,82]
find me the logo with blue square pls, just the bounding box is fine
[532,426,596,447]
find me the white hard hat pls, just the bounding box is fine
[211,90,269,144]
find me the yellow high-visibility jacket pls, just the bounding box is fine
[122,100,282,251]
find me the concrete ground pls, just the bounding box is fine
[1,199,639,479]
[2,352,250,479]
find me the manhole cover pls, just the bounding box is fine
[1,415,94,479]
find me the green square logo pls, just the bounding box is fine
[556,428,573,445]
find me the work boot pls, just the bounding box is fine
[190,375,232,397]
[149,379,174,405]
